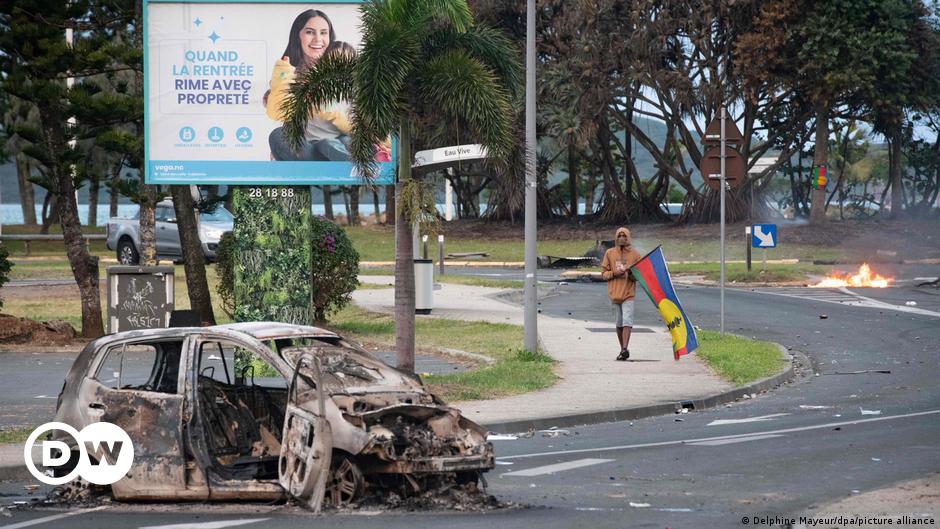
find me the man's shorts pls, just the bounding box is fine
[612,299,635,328]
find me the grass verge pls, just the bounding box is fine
[695,330,786,385]
[0,426,35,444]
[670,262,826,283]
[328,304,556,401]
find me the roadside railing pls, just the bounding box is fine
[0,234,106,256]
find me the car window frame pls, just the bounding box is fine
[90,337,189,395]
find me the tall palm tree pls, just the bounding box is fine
[282,0,521,373]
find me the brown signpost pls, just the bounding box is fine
[700,146,746,191]
[699,114,746,191]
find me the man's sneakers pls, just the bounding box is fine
[616,348,630,361]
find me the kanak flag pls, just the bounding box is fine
[630,246,699,360]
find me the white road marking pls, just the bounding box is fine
[138,519,270,529]
[687,433,783,446]
[503,458,613,477]
[707,413,789,426]
[743,287,940,318]
[0,507,108,529]
[499,408,940,460]
[33,395,56,399]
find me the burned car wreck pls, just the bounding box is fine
[52,322,494,510]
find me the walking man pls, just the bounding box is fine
[601,227,642,361]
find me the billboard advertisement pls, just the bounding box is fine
[144,0,395,185]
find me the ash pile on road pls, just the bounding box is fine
[333,478,508,512]
[44,480,112,507]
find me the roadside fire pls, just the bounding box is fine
[808,263,892,288]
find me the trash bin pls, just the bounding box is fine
[107,265,175,333]
[414,259,434,314]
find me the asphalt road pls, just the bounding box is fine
[2,274,939,528]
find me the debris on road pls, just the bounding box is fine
[859,407,882,416]
[823,369,892,375]
[538,427,571,437]
[629,502,652,508]
[798,405,833,410]
[486,433,518,441]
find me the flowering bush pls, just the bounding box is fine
[310,216,359,322]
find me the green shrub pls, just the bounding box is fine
[215,214,359,324]
[310,216,359,322]
[0,243,11,310]
[215,232,236,319]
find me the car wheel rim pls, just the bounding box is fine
[327,457,363,508]
[119,246,134,264]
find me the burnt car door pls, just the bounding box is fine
[87,337,190,499]
[279,353,332,512]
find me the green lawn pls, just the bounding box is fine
[669,262,827,283]
[696,330,786,385]
[2,264,233,329]
[327,304,556,401]
[0,426,35,444]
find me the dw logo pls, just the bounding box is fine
[24,422,134,485]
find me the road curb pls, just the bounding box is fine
[480,351,797,433]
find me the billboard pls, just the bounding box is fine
[144,0,395,185]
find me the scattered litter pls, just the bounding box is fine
[819,314,828,319]
[860,407,882,416]
[871,458,881,462]
[674,418,684,422]
[679,408,689,414]
[487,433,518,441]
[655,508,694,513]
[529,484,537,488]
[833,427,842,431]
[538,427,570,437]
[799,405,833,410]
[851,490,860,494]
[0,507,10,518]
[905,301,917,307]
[833,414,842,418]
[24,485,39,492]
[629,502,652,508]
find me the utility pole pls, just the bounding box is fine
[523,0,538,352]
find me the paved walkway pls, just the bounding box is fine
[354,276,732,428]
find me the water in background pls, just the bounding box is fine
[1,203,405,226]
[1,201,608,226]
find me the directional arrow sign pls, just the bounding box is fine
[752,224,777,248]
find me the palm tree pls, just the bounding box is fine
[283,0,521,373]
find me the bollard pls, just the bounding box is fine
[745,226,752,272]
[438,234,445,276]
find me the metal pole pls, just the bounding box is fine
[720,106,726,337]
[523,0,538,352]
[746,226,752,272]
[438,234,445,276]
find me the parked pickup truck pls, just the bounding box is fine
[106,200,233,264]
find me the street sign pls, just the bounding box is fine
[700,146,746,191]
[702,116,744,145]
[751,224,777,248]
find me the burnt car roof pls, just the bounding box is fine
[94,322,337,342]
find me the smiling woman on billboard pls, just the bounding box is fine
[144,1,394,185]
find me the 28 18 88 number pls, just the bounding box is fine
[247,188,295,199]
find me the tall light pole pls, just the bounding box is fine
[523,0,538,352]
[719,105,726,337]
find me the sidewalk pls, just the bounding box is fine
[354,276,739,431]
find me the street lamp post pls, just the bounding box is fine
[523,0,538,352]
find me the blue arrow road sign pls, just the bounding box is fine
[752,224,777,248]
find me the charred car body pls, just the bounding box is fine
[52,322,494,510]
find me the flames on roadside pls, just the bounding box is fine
[808,263,892,288]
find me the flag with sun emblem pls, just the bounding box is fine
[630,246,698,360]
